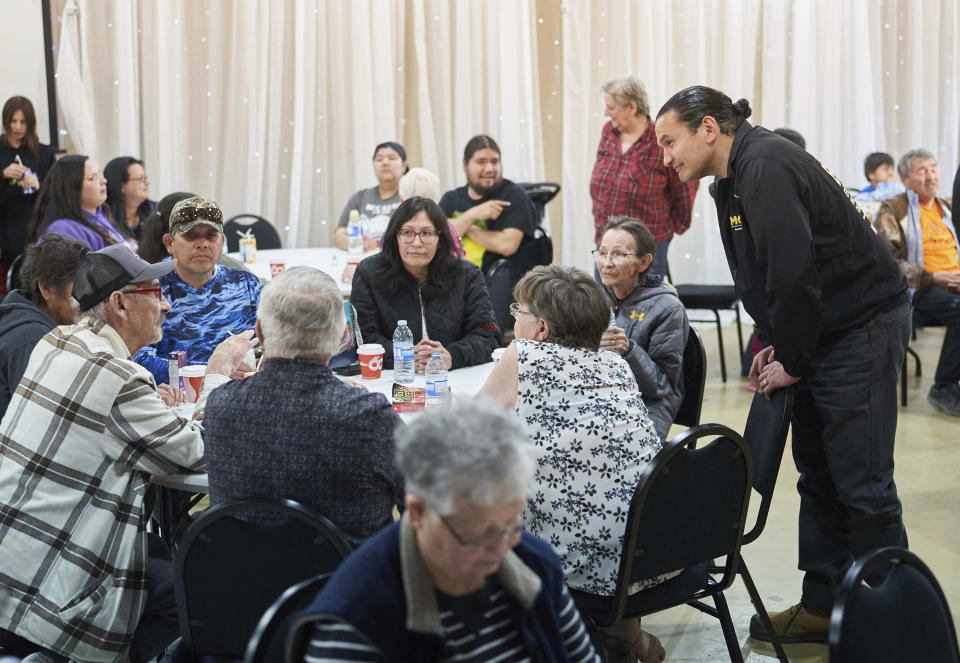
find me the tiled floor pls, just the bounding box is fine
[644,323,960,662]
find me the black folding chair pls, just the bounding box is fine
[224,214,282,252]
[5,253,25,294]
[673,325,706,428]
[572,423,753,663]
[243,574,332,663]
[723,387,794,662]
[174,497,352,662]
[829,547,960,663]
[485,258,514,333]
[674,284,744,382]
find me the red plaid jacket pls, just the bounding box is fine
[590,120,699,244]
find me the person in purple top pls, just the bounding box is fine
[27,155,130,251]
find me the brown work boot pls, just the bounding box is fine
[749,602,829,644]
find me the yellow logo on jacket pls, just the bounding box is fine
[629,310,645,322]
[729,215,743,230]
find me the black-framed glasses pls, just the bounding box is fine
[437,513,525,548]
[591,249,639,265]
[397,229,439,244]
[508,302,536,320]
[121,287,164,301]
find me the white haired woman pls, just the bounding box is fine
[480,264,667,662]
[590,75,698,278]
[292,397,602,663]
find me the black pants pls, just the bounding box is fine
[912,286,960,388]
[792,302,911,614]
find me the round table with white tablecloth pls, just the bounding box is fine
[226,247,378,295]
[153,362,495,496]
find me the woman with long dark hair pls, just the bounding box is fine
[0,96,56,262]
[350,196,501,370]
[27,155,128,250]
[104,156,157,240]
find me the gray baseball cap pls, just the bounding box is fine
[73,244,175,311]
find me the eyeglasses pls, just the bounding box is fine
[592,249,639,265]
[85,172,105,184]
[438,513,525,548]
[508,301,536,319]
[397,229,439,244]
[129,174,149,183]
[121,287,164,301]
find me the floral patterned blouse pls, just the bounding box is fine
[515,339,663,596]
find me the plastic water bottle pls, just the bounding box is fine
[425,351,448,408]
[392,320,415,384]
[347,209,363,255]
[358,212,370,239]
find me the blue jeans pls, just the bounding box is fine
[650,239,671,280]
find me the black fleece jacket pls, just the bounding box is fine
[351,255,502,369]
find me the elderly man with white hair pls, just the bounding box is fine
[202,266,403,547]
[290,397,602,663]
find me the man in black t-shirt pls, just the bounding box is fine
[439,135,538,283]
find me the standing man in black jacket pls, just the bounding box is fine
[655,86,911,644]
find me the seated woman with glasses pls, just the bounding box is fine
[351,196,501,371]
[594,217,689,440]
[480,264,668,663]
[292,397,602,663]
[27,155,130,251]
[104,156,157,241]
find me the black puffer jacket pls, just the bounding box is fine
[351,255,502,369]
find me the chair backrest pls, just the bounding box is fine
[518,181,561,215]
[485,258,514,332]
[243,574,332,663]
[604,424,753,625]
[224,215,282,252]
[5,253,25,294]
[829,547,960,663]
[174,497,352,661]
[673,325,706,428]
[741,386,794,544]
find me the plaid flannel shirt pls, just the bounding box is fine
[590,120,700,244]
[0,318,226,663]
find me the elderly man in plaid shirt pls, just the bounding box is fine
[0,244,254,663]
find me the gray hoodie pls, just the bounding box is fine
[0,290,56,419]
[605,273,688,440]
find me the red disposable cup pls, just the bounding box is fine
[269,261,286,278]
[180,365,205,403]
[357,343,385,379]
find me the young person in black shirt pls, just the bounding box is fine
[439,135,538,284]
[0,96,56,265]
[655,85,910,645]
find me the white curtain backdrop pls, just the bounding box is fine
[561,0,960,283]
[45,0,960,281]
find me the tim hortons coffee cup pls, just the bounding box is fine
[357,343,385,379]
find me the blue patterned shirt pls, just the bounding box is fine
[134,264,262,383]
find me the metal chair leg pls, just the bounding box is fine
[739,558,790,663]
[901,353,908,407]
[712,590,745,663]
[713,309,727,382]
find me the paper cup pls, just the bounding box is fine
[492,348,506,364]
[180,365,206,403]
[357,343,385,379]
[269,261,286,278]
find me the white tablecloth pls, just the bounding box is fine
[154,362,495,493]
[226,247,376,295]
